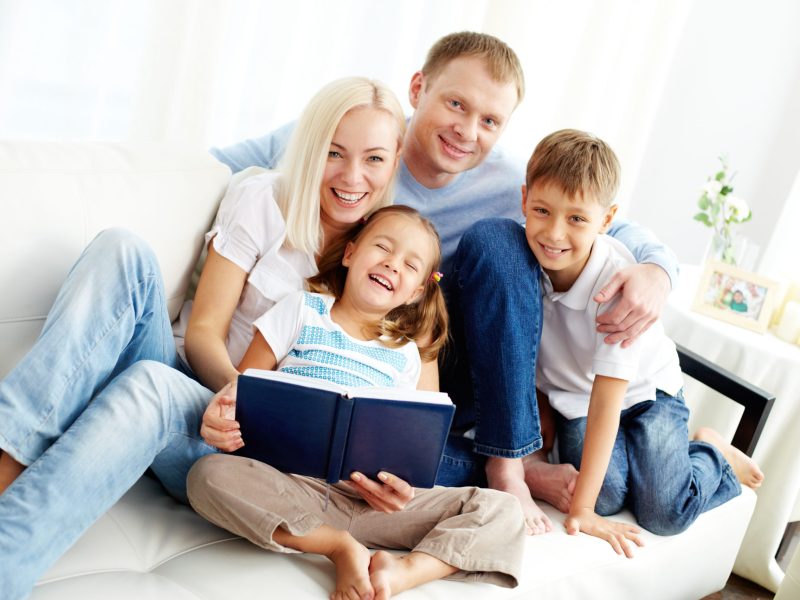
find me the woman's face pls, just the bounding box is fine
[319,107,400,228]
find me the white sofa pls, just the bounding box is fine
[0,141,764,600]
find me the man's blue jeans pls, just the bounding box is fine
[437,218,543,486]
[0,229,217,599]
[557,390,742,535]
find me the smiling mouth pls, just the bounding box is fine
[333,189,367,205]
[540,243,569,257]
[439,136,472,159]
[369,274,394,291]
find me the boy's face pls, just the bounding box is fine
[522,181,617,291]
[404,56,518,188]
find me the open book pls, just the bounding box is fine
[235,369,455,488]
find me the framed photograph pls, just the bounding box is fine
[692,261,779,333]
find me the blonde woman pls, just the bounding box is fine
[0,77,411,599]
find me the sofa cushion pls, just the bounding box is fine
[31,476,756,600]
[0,141,230,378]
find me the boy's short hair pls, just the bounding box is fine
[526,129,620,206]
[422,31,525,105]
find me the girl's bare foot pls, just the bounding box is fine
[486,456,552,535]
[693,427,765,489]
[328,536,374,600]
[522,452,578,513]
[368,550,457,600]
[368,551,397,600]
[0,451,26,494]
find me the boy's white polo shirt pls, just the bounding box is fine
[536,235,683,420]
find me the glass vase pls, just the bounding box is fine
[706,230,736,265]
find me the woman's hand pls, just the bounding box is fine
[200,381,244,452]
[347,471,414,513]
[594,263,671,348]
[565,507,643,558]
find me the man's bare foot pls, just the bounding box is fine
[486,456,552,535]
[522,451,578,513]
[693,427,764,489]
[368,550,457,599]
[328,535,374,600]
[0,451,26,495]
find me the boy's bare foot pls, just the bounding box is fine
[485,456,552,535]
[522,451,578,513]
[693,427,765,489]
[328,535,374,600]
[368,550,457,599]
[0,451,26,494]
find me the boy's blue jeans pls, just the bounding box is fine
[437,218,544,486]
[0,229,218,600]
[557,389,742,535]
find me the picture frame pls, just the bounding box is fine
[692,260,779,333]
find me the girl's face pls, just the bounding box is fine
[342,214,433,315]
[320,107,401,228]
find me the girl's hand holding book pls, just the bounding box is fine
[348,470,414,513]
[200,381,243,452]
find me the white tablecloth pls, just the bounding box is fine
[663,265,800,592]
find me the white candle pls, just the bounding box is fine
[775,300,800,343]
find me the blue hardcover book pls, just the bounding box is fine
[234,369,455,488]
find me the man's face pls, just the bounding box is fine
[405,56,518,188]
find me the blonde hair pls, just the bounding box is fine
[422,31,525,105]
[277,77,406,256]
[525,129,620,206]
[308,206,448,362]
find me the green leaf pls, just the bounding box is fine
[721,185,733,195]
[698,195,710,209]
[715,171,726,181]
[694,213,712,226]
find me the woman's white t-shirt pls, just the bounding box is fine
[174,171,316,366]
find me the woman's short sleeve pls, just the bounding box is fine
[206,171,287,273]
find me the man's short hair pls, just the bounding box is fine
[422,31,525,104]
[526,129,620,206]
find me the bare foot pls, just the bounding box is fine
[0,451,26,495]
[368,550,398,600]
[328,535,374,600]
[368,550,457,599]
[522,451,578,513]
[486,456,552,535]
[693,427,764,489]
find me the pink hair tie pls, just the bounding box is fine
[430,271,443,283]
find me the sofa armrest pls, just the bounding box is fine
[676,343,774,457]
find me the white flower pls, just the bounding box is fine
[725,195,750,222]
[703,180,723,197]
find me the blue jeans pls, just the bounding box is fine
[0,229,217,599]
[557,390,742,535]
[436,218,543,486]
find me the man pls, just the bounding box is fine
[212,31,677,534]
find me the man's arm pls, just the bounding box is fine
[597,220,679,347]
[606,219,679,288]
[210,121,296,174]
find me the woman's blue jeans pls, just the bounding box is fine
[0,229,217,599]
[436,218,544,486]
[557,390,741,535]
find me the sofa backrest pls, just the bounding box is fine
[0,141,231,378]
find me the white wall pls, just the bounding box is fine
[627,0,800,270]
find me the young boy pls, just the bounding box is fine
[518,129,764,557]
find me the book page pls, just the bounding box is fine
[346,387,452,405]
[241,368,347,395]
[242,368,452,405]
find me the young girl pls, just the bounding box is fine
[188,206,525,600]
